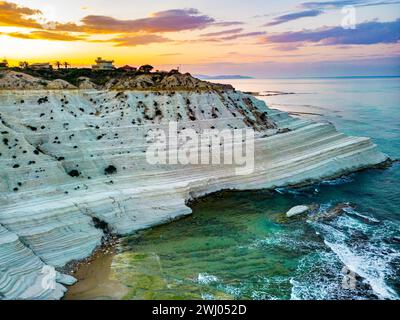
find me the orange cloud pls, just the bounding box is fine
[0,1,248,48]
[0,2,227,35]
[0,0,42,28]
[109,34,171,46]
[1,30,87,41]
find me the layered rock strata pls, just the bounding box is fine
[0,73,388,299]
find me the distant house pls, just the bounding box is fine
[138,64,154,73]
[169,69,180,75]
[30,63,52,70]
[118,65,137,72]
[92,57,115,70]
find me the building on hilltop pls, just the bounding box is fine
[30,63,52,70]
[118,65,137,72]
[92,57,115,70]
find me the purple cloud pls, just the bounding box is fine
[212,21,244,27]
[265,9,323,26]
[220,32,266,41]
[263,19,400,48]
[199,32,266,43]
[110,34,171,46]
[201,28,243,37]
[301,0,400,9]
[80,9,215,33]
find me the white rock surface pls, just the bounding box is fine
[77,77,99,90]
[0,225,70,299]
[0,71,77,90]
[0,88,389,299]
[286,205,310,217]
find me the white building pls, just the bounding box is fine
[92,57,115,70]
[30,62,52,70]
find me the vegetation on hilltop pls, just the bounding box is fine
[7,67,127,86]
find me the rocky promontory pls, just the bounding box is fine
[0,70,233,91]
[0,70,389,299]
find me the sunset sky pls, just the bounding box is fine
[1,0,399,77]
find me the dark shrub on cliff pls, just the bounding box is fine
[104,165,117,175]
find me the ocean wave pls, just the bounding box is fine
[251,276,289,300]
[308,212,400,300]
[220,284,242,297]
[275,176,354,197]
[275,188,302,195]
[274,187,319,197]
[341,206,380,223]
[197,273,219,285]
[196,273,244,299]
[270,102,327,111]
[290,250,375,300]
[320,176,354,186]
[246,229,322,251]
[201,293,215,300]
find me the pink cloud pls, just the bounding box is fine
[110,34,171,46]
[201,28,243,37]
[79,9,215,33]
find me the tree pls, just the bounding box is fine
[18,61,29,69]
[55,61,62,69]
[138,64,154,73]
[63,61,70,69]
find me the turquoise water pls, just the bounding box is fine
[80,78,400,300]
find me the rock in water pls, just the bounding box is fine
[310,203,349,221]
[286,205,310,217]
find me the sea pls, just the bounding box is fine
[66,77,400,300]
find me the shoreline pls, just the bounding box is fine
[62,235,125,300]
[60,234,119,277]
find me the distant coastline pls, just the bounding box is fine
[195,74,254,80]
[196,75,400,81]
[247,75,400,80]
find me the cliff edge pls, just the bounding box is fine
[0,70,233,91]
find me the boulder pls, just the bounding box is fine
[309,203,351,222]
[286,205,310,217]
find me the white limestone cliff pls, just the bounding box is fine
[0,79,389,299]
